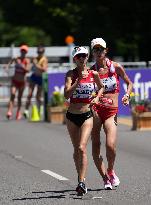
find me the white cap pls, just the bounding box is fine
[91,38,106,49]
[72,46,89,58]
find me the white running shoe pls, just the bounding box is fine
[104,179,112,190]
[107,170,120,187]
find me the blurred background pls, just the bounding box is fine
[0,0,151,117]
[0,0,150,61]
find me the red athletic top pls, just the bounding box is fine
[91,58,120,94]
[14,57,29,75]
[70,68,96,103]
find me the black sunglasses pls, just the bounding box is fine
[93,47,105,53]
[75,53,88,59]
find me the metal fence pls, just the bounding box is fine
[0,62,150,104]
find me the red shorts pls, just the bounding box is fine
[12,79,25,88]
[93,103,118,123]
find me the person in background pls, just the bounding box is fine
[5,45,31,120]
[24,45,48,118]
[64,46,104,196]
[90,38,133,190]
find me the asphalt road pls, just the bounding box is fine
[0,108,151,205]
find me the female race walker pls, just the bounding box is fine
[90,38,133,190]
[5,45,31,120]
[64,46,104,196]
[24,45,48,118]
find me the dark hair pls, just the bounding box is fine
[37,45,45,53]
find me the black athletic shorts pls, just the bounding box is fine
[66,110,93,127]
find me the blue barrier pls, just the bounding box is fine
[48,68,151,116]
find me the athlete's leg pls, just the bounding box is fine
[91,111,107,180]
[36,85,42,109]
[66,118,81,177]
[66,116,93,181]
[103,114,117,171]
[7,85,17,117]
[103,114,120,186]
[25,82,35,110]
[16,86,24,119]
[78,117,93,182]
[17,87,24,111]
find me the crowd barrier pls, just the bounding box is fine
[1,66,151,116]
[47,68,151,116]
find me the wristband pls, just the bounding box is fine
[124,94,130,98]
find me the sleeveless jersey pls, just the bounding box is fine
[70,69,96,103]
[15,57,28,75]
[91,59,119,94]
[37,56,47,67]
[32,56,47,74]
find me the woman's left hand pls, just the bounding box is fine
[122,95,129,106]
[90,96,99,105]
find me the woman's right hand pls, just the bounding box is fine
[3,65,9,73]
[81,70,89,78]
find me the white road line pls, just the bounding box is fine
[41,170,69,181]
[92,196,102,199]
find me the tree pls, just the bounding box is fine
[0,0,150,61]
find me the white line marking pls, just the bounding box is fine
[92,196,102,199]
[15,155,23,159]
[41,170,69,181]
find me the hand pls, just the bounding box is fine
[75,78,80,84]
[33,58,37,65]
[99,94,104,98]
[3,65,9,73]
[90,96,99,105]
[3,64,7,69]
[122,95,129,106]
[81,70,88,78]
[21,63,25,69]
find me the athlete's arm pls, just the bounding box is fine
[115,62,133,105]
[40,58,48,72]
[64,70,81,100]
[33,57,48,72]
[3,58,15,70]
[23,58,31,72]
[91,71,104,104]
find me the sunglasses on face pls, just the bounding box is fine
[93,47,105,53]
[75,53,88,59]
[20,49,27,53]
